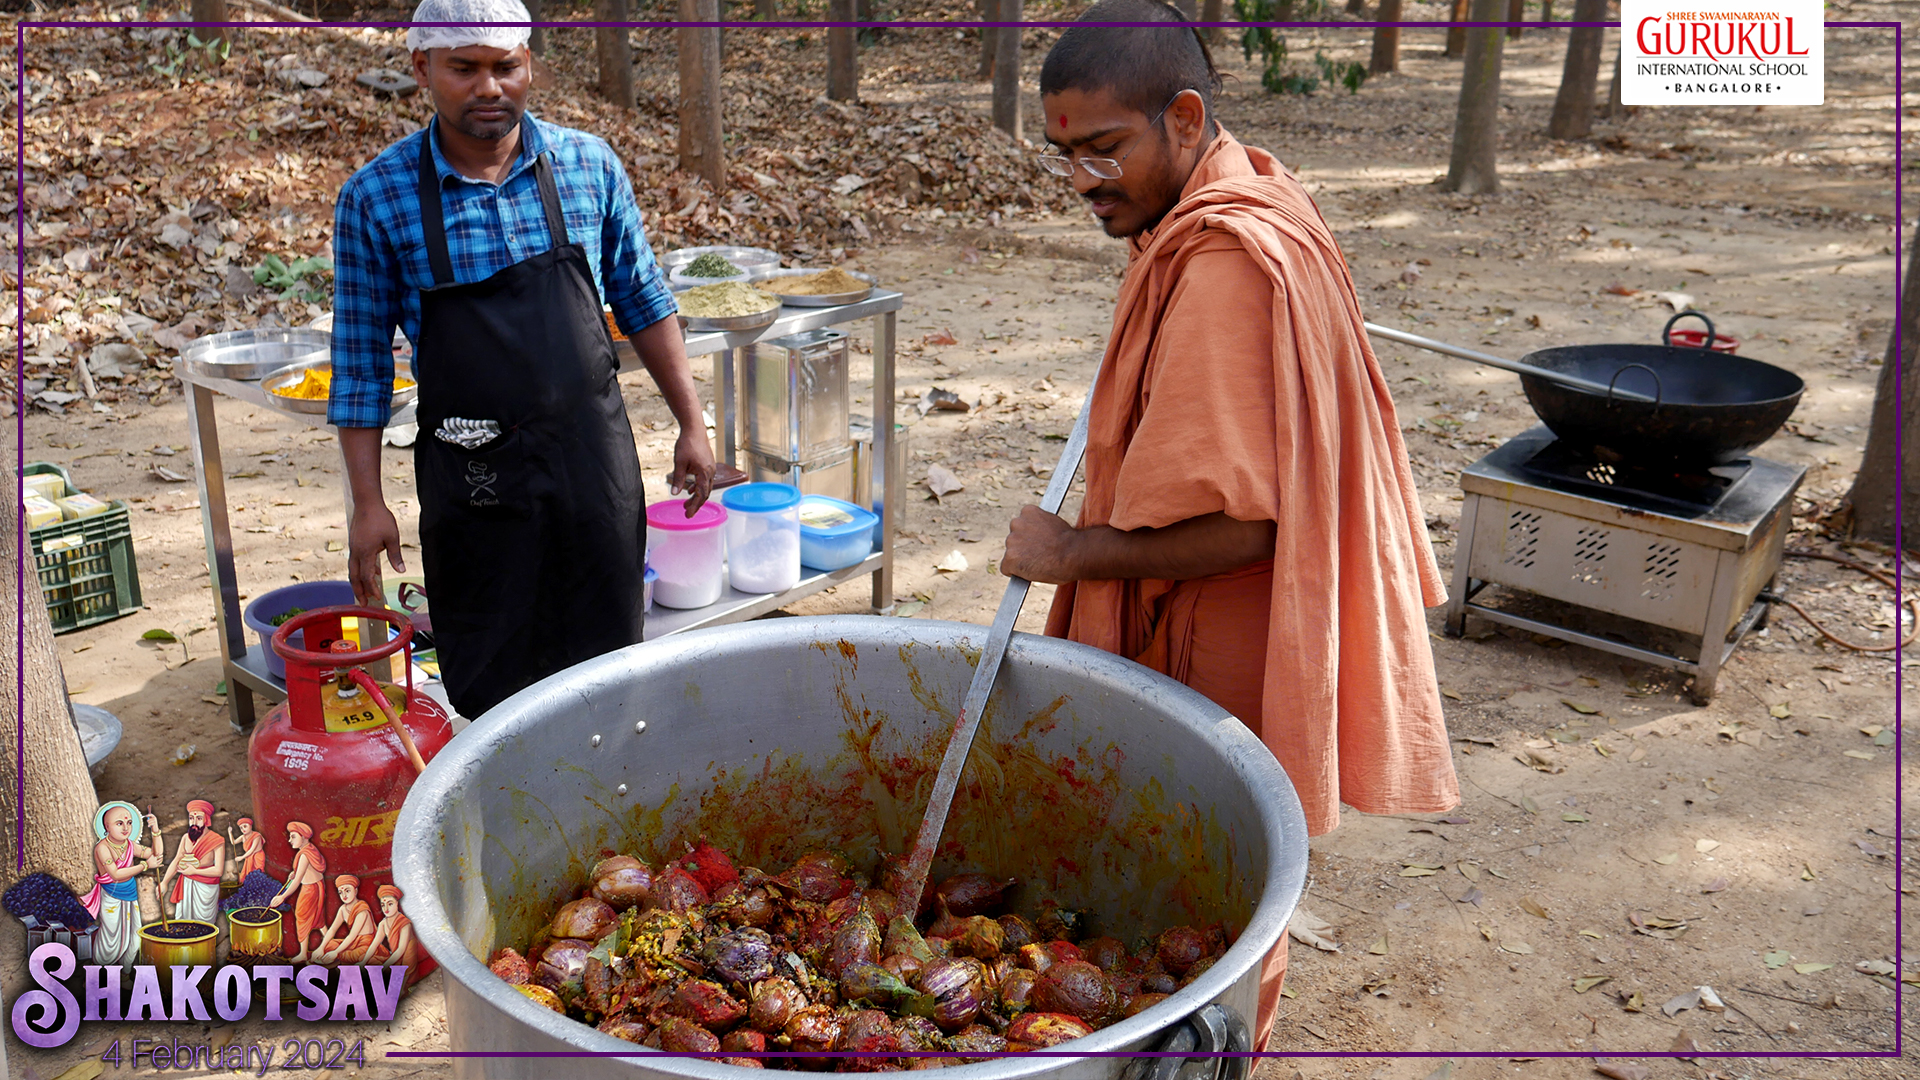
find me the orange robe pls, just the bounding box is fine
[239,835,267,880]
[371,914,422,985]
[331,900,375,963]
[167,830,225,905]
[289,846,327,954]
[1044,129,1460,1046]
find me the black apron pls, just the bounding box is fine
[411,133,646,719]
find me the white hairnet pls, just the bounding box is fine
[406,0,533,54]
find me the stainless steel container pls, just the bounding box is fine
[745,446,855,503]
[850,416,907,520]
[393,617,1307,1080]
[745,329,850,462]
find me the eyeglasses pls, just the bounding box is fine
[1035,93,1180,180]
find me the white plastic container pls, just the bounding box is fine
[646,499,729,609]
[720,483,803,594]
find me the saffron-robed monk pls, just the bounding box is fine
[999,0,1461,1048]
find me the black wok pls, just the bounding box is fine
[1366,313,1804,466]
[1519,341,1804,465]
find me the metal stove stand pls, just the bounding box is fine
[1445,427,1804,704]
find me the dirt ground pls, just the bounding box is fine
[5,3,1914,1078]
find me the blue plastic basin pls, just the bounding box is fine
[241,580,357,680]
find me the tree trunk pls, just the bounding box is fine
[1370,0,1403,74]
[1201,0,1225,45]
[755,0,776,17]
[1345,0,1366,13]
[678,0,725,190]
[828,0,859,101]
[1548,0,1607,139]
[992,0,1023,140]
[190,0,227,49]
[0,489,100,895]
[1603,46,1625,117]
[978,0,998,80]
[526,0,545,55]
[1838,230,1920,547]
[1445,0,1470,57]
[596,0,634,108]
[1541,0,1552,22]
[1506,0,1524,39]
[1442,0,1507,194]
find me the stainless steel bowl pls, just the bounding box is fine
[753,267,877,307]
[181,328,330,381]
[672,282,783,334]
[261,358,417,416]
[392,616,1308,1080]
[659,244,781,273]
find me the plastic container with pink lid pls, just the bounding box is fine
[646,499,729,609]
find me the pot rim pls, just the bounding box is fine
[139,920,220,945]
[395,616,1308,1074]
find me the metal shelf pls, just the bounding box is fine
[181,294,902,727]
[645,553,886,637]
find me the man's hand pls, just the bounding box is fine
[1001,505,1083,584]
[670,427,717,514]
[349,503,406,606]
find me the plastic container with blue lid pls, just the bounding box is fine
[720,483,803,593]
[797,494,879,571]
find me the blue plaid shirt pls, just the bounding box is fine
[327,113,676,428]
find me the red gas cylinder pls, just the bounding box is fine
[246,605,452,968]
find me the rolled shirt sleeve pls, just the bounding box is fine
[327,179,401,429]
[597,148,677,338]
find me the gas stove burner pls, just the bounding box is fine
[1516,439,1751,516]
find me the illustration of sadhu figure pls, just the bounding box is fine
[228,816,267,880]
[313,875,377,965]
[158,799,226,924]
[81,802,164,968]
[367,884,422,986]
[264,821,327,963]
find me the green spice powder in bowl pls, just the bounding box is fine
[684,253,743,278]
[669,254,754,289]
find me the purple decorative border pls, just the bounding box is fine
[8,13,1904,1064]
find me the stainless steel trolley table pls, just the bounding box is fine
[182,290,903,731]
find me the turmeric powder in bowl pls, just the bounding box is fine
[271,367,415,400]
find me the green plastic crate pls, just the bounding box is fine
[23,462,143,634]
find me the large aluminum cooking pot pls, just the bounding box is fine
[393,617,1308,1079]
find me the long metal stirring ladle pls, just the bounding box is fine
[895,368,1103,910]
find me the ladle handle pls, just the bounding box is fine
[1663,310,1718,349]
[1363,322,1657,403]
[895,362,1103,911]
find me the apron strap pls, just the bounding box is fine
[418,132,571,288]
[534,153,570,250]
[417,133,455,288]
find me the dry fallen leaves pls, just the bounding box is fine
[1593,1059,1649,1080]
[1286,908,1341,952]
[923,464,964,501]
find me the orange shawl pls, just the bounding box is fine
[1046,129,1458,835]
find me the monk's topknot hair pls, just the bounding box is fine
[1039,0,1223,133]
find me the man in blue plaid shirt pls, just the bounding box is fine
[328,0,713,716]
